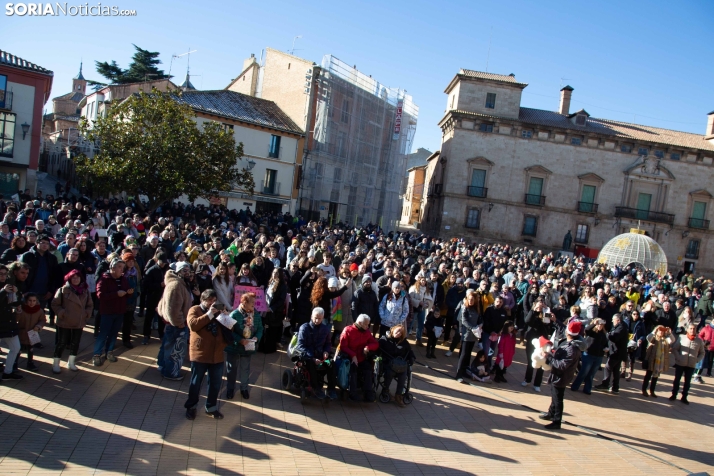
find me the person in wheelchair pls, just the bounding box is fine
[295,307,337,400]
[339,314,380,402]
[378,325,415,407]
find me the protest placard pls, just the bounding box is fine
[234,285,268,313]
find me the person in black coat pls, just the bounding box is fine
[571,318,610,394]
[424,307,444,359]
[352,275,380,324]
[595,313,629,393]
[522,300,553,391]
[295,269,319,327]
[455,291,483,381]
[539,320,584,430]
[655,301,677,333]
[262,268,289,354]
[58,248,85,280]
[141,253,169,344]
[378,325,415,407]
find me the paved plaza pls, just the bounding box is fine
[0,323,712,476]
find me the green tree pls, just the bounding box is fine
[93,44,171,85]
[74,88,254,211]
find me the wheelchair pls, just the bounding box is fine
[281,354,330,405]
[374,354,414,405]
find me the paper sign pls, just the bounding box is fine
[216,313,237,329]
[27,330,41,345]
[234,285,268,313]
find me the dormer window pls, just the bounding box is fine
[638,147,649,156]
[571,136,583,146]
[654,150,664,158]
[569,109,590,126]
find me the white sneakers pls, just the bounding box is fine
[445,351,453,357]
[68,355,79,372]
[534,386,541,392]
[521,381,529,387]
[52,357,61,374]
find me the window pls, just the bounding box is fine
[466,209,480,229]
[222,123,234,133]
[341,99,350,123]
[479,123,494,133]
[571,137,582,145]
[690,201,707,228]
[269,135,281,158]
[315,162,324,178]
[336,131,346,158]
[263,169,277,194]
[621,144,633,153]
[686,239,700,259]
[579,184,597,212]
[654,150,664,158]
[521,130,532,139]
[469,169,486,197]
[636,193,652,220]
[333,167,342,182]
[0,75,7,109]
[522,216,538,236]
[485,93,496,109]
[0,112,16,158]
[670,153,681,161]
[526,176,544,205]
[638,147,649,156]
[575,224,589,243]
[575,115,587,126]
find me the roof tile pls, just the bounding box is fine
[172,90,303,135]
[0,49,53,75]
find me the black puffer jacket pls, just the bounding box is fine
[608,322,629,360]
[0,288,20,338]
[547,337,585,388]
[378,333,415,369]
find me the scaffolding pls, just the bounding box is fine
[298,55,418,229]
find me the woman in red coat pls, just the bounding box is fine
[494,321,517,383]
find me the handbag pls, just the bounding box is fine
[336,358,350,389]
[433,326,443,339]
[390,356,408,374]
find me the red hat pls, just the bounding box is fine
[349,263,359,271]
[538,336,551,348]
[567,320,582,336]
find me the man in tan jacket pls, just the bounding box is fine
[156,262,193,380]
[185,289,228,420]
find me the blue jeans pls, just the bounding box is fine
[410,309,426,340]
[158,324,188,378]
[94,313,123,356]
[480,333,496,369]
[571,353,602,393]
[185,361,224,412]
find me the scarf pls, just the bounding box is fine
[70,283,87,295]
[652,338,666,377]
[239,303,255,338]
[22,304,41,314]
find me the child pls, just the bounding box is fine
[494,320,517,383]
[467,350,491,382]
[424,307,444,359]
[16,293,46,372]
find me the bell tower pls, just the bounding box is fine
[72,62,87,94]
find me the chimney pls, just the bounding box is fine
[559,85,573,115]
[242,54,257,72]
[707,111,714,137]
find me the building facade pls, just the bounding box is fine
[418,69,714,274]
[227,48,418,228]
[0,49,53,196]
[41,63,87,180]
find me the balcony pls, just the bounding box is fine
[0,91,13,111]
[466,186,488,198]
[688,217,710,230]
[614,207,675,225]
[428,184,443,197]
[267,145,283,159]
[577,201,599,213]
[524,194,545,206]
[262,181,281,196]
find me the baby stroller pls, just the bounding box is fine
[374,351,414,405]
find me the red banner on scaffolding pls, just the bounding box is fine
[393,101,403,140]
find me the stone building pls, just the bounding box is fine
[227,48,418,228]
[416,69,714,274]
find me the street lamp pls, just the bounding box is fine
[21,122,30,139]
[247,159,256,170]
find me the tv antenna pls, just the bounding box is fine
[290,35,302,55]
[485,26,493,72]
[168,48,198,78]
[559,77,572,88]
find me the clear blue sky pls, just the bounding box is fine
[3,0,713,152]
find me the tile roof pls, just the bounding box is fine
[53,91,85,102]
[172,90,304,135]
[0,49,53,75]
[44,112,80,122]
[447,107,714,152]
[459,69,528,87]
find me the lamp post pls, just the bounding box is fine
[21,122,30,139]
[247,159,256,170]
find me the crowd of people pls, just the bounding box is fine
[0,190,711,426]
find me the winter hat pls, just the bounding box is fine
[349,263,359,272]
[567,320,582,336]
[362,275,372,285]
[171,261,191,273]
[538,336,551,348]
[328,277,340,288]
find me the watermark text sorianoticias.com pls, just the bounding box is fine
[6,3,137,16]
